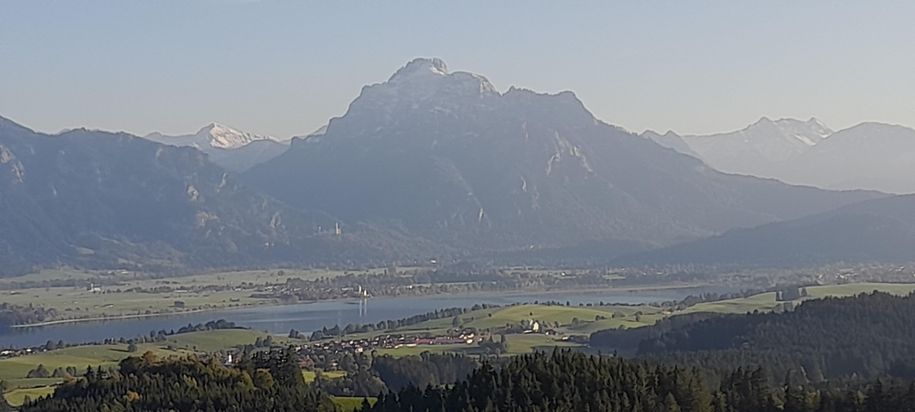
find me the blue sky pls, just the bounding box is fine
[1,1,914,138]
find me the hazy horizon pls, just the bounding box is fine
[2,1,914,138]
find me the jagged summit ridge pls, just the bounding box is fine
[388,57,449,82]
[742,116,833,146]
[355,58,498,107]
[669,117,836,176]
[385,57,495,93]
[323,58,594,142]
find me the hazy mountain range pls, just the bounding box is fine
[624,194,915,266]
[644,118,915,194]
[145,123,288,172]
[4,58,915,275]
[0,116,420,275]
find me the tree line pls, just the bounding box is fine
[366,350,915,412]
[593,292,915,382]
[20,349,335,412]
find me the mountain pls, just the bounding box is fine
[146,123,278,150]
[621,194,915,266]
[145,123,288,172]
[243,58,881,257]
[0,116,412,276]
[655,119,915,194]
[774,122,915,194]
[674,117,832,177]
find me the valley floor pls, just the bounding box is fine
[0,267,704,328]
[4,281,914,406]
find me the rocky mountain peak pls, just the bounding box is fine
[358,58,497,104]
[388,57,449,82]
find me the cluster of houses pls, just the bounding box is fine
[0,347,33,358]
[294,331,480,357]
[0,341,66,360]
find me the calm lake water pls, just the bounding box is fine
[0,286,733,348]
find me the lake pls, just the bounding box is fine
[0,286,733,348]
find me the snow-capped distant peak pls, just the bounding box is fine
[740,117,833,145]
[195,123,276,149]
[680,116,839,172]
[146,123,278,151]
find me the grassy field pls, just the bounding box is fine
[164,329,266,352]
[684,292,779,314]
[3,287,267,323]
[562,310,666,334]
[503,334,582,354]
[1,266,433,291]
[686,282,915,315]
[464,304,612,329]
[2,377,60,390]
[3,386,56,406]
[0,268,108,288]
[152,268,392,288]
[806,282,915,298]
[0,343,192,405]
[302,369,346,383]
[0,344,191,384]
[0,267,395,290]
[331,396,375,411]
[397,303,662,336]
[372,332,583,357]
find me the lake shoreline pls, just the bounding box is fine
[8,282,709,329]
